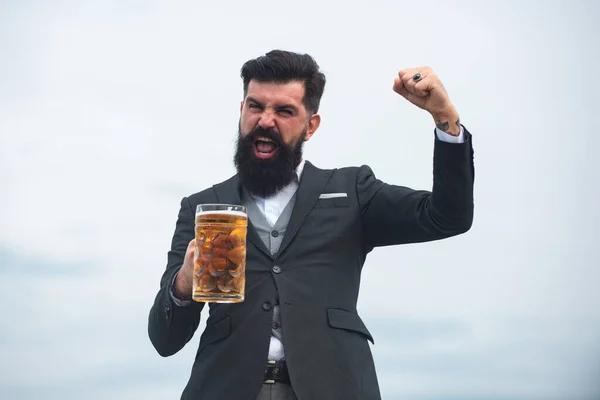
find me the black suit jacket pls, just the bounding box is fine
[148,129,475,399]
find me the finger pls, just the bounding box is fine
[402,66,432,77]
[394,79,424,106]
[399,66,432,85]
[392,77,404,95]
[402,69,429,97]
[393,76,410,98]
[412,76,432,97]
[398,68,420,85]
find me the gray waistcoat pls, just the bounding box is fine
[241,189,297,358]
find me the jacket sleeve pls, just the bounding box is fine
[357,127,475,250]
[148,196,205,357]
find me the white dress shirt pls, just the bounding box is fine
[171,126,465,360]
[250,159,305,361]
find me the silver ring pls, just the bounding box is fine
[412,73,422,82]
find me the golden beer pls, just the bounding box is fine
[193,204,247,303]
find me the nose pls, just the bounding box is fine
[258,110,276,129]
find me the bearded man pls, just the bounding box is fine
[148,49,475,400]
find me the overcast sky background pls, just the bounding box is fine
[1,0,599,399]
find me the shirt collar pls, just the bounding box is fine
[294,158,306,183]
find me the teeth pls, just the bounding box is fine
[256,136,274,143]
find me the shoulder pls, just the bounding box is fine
[305,160,372,175]
[306,161,376,182]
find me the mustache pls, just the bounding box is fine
[243,126,283,146]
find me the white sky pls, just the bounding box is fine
[1,1,599,399]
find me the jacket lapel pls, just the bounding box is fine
[277,161,332,257]
[212,175,271,258]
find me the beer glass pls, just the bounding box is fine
[193,204,247,303]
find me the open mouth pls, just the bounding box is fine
[253,136,279,160]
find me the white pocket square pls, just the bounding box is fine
[319,193,348,199]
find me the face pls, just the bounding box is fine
[239,80,320,152]
[233,80,321,197]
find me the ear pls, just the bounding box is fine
[304,113,321,141]
[239,100,244,114]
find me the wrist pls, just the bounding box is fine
[431,106,460,136]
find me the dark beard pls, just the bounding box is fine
[233,124,305,198]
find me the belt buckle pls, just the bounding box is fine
[264,360,278,384]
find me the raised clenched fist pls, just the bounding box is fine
[393,67,461,136]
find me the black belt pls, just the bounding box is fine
[263,360,290,384]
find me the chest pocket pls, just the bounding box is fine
[297,194,357,244]
[313,195,351,208]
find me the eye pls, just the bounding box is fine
[278,109,293,116]
[248,103,262,110]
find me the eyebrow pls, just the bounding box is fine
[246,96,298,112]
[246,96,262,106]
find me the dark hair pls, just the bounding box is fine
[240,50,326,114]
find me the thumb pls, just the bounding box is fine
[187,238,196,251]
[186,238,196,260]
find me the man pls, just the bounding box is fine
[148,50,474,400]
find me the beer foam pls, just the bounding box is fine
[196,209,247,218]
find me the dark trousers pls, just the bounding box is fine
[254,383,298,400]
